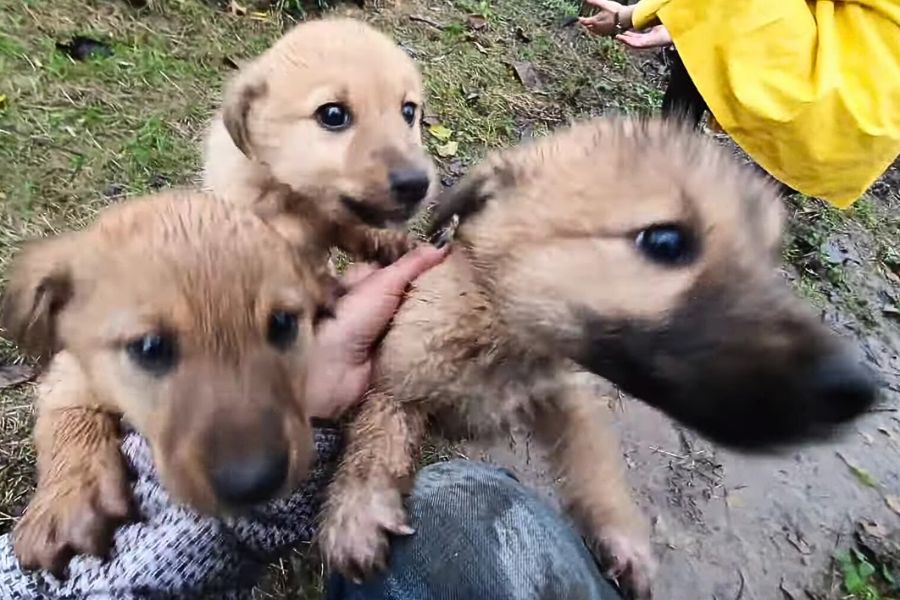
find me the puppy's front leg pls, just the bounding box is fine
[13,351,132,576]
[534,380,654,599]
[320,389,425,580]
[338,224,416,266]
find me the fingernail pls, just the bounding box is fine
[397,524,415,536]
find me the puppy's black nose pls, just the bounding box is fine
[389,168,430,207]
[810,353,878,423]
[211,450,289,506]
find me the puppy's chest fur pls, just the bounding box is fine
[376,252,569,439]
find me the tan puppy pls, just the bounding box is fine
[0,191,333,575]
[203,18,435,266]
[319,118,877,598]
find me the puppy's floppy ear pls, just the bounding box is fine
[426,160,516,239]
[0,234,78,362]
[222,77,268,159]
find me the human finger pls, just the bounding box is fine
[328,244,449,341]
[341,262,379,288]
[351,244,449,303]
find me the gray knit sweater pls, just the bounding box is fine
[0,428,342,599]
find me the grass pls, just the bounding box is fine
[0,0,898,598]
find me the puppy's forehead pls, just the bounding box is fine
[262,19,422,104]
[82,192,310,318]
[495,119,783,247]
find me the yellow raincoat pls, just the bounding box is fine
[632,0,900,207]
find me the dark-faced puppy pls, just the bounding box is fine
[203,17,435,266]
[319,117,877,599]
[0,191,332,575]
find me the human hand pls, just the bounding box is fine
[578,0,632,37]
[615,24,672,49]
[305,244,449,420]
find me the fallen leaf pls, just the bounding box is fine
[0,94,7,109]
[837,452,878,488]
[466,14,487,30]
[884,305,900,321]
[428,124,453,141]
[56,36,113,61]
[885,495,900,516]
[0,364,36,389]
[436,140,458,157]
[510,61,543,92]
[515,26,532,42]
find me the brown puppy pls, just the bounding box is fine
[0,191,333,575]
[319,118,877,598]
[203,17,435,266]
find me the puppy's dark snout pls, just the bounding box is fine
[211,449,289,506]
[389,168,430,207]
[809,353,878,423]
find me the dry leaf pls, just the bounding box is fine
[885,495,900,516]
[0,364,36,389]
[466,14,487,30]
[436,140,459,157]
[837,452,878,488]
[510,61,543,92]
[428,124,453,141]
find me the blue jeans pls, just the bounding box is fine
[325,460,623,600]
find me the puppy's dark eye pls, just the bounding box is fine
[268,311,299,350]
[315,103,351,131]
[635,225,696,266]
[401,102,417,127]
[126,333,178,375]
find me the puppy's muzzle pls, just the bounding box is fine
[808,351,878,424]
[389,168,430,209]
[211,447,290,506]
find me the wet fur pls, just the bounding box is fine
[202,17,436,267]
[0,191,331,575]
[320,118,876,598]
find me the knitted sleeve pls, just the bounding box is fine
[0,427,342,599]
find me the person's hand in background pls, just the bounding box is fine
[616,24,672,49]
[578,0,633,36]
[305,244,449,420]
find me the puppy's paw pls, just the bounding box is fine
[370,231,417,266]
[13,451,132,577]
[588,522,655,599]
[321,483,411,581]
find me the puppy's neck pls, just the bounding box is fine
[444,245,538,362]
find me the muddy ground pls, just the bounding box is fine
[0,0,898,598]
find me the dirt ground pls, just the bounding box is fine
[0,0,898,599]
